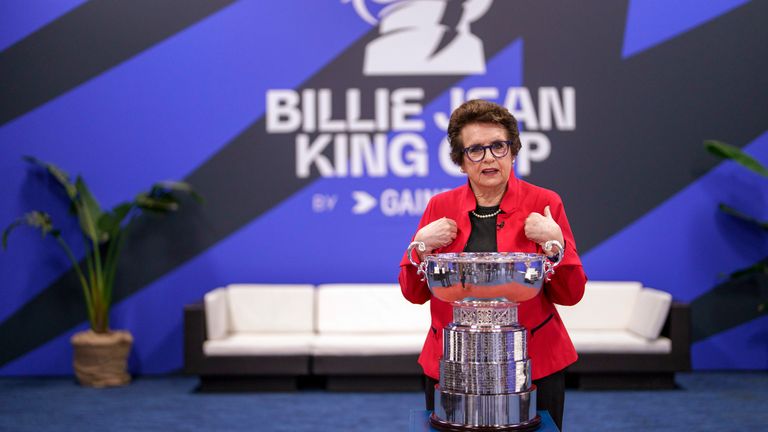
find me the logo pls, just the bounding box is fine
[263,1,576,218]
[351,191,377,214]
[344,0,494,76]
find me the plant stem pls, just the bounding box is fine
[103,230,125,310]
[78,202,107,332]
[54,234,94,326]
[81,233,98,330]
[91,248,108,332]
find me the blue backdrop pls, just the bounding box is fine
[1,0,766,375]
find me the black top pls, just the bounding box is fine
[464,205,501,253]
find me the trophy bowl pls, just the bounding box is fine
[407,244,561,304]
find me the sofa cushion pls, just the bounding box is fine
[312,334,425,356]
[568,330,672,354]
[316,284,430,334]
[557,281,642,330]
[226,284,315,333]
[203,333,314,356]
[204,287,229,340]
[627,288,672,340]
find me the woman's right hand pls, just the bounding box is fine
[414,217,458,256]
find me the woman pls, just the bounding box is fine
[399,99,586,430]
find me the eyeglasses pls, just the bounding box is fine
[463,140,511,162]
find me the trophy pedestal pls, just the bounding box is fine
[429,412,541,432]
[430,391,541,431]
[410,410,556,432]
[430,301,540,431]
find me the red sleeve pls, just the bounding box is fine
[398,198,436,305]
[542,194,587,306]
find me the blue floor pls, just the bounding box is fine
[1,372,766,431]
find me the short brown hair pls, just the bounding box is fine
[447,99,522,166]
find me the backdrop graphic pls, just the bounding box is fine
[1,0,766,375]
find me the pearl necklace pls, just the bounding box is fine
[470,208,501,219]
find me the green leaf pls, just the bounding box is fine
[74,176,106,243]
[729,261,768,279]
[2,211,55,249]
[718,203,768,231]
[152,180,192,193]
[135,193,180,212]
[705,140,768,178]
[111,202,134,225]
[133,180,202,214]
[24,156,78,199]
[150,180,203,203]
[97,203,133,238]
[26,211,54,234]
[2,220,22,249]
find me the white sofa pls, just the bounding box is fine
[556,281,690,389]
[202,284,316,357]
[200,283,429,357]
[185,283,430,391]
[556,281,672,354]
[185,281,689,390]
[313,284,429,357]
[312,284,430,390]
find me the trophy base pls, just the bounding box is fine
[432,385,538,430]
[429,413,541,432]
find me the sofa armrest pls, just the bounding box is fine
[567,300,691,374]
[185,301,311,378]
[184,302,207,374]
[661,301,691,372]
[204,287,230,339]
[628,288,672,339]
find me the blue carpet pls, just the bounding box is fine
[1,372,766,431]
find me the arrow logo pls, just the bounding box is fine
[351,191,377,214]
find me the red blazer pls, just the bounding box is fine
[399,175,587,380]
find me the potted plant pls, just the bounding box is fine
[704,140,767,314]
[3,157,199,387]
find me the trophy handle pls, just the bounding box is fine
[407,241,429,281]
[543,240,564,281]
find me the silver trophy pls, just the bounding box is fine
[407,242,562,431]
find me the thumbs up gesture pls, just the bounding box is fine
[524,205,564,250]
[414,217,458,256]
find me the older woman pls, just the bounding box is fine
[399,99,586,430]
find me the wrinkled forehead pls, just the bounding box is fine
[461,122,510,146]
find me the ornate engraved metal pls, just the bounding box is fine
[453,301,518,326]
[440,359,531,394]
[443,324,526,363]
[430,301,538,430]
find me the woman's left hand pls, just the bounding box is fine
[524,205,564,248]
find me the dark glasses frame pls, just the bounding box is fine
[463,140,512,162]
